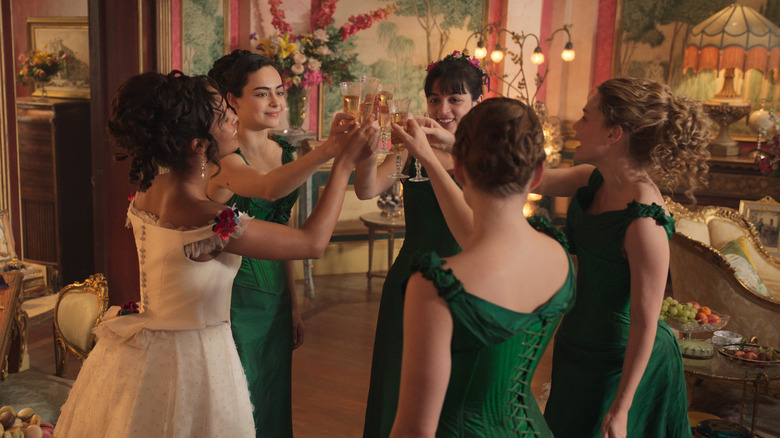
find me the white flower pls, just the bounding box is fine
[292,76,302,86]
[292,52,307,64]
[307,59,322,72]
[291,63,305,75]
[316,45,332,56]
[313,29,329,43]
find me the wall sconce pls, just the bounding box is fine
[463,23,574,106]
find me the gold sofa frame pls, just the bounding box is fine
[666,198,780,348]
[53,273,108,377]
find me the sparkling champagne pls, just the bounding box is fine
[358,101,374,125]
[377,91,393,111]
[390,112,407,151]
[342,94,360,116]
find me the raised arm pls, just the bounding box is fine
[390,272,452,438]
[601,218,669,437]
[225,120,376,260]
[392,119,474,247]
[532,164,594,197]
[353,147,405,200]
[208,113,356,203]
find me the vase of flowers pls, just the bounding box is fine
[252,0,396,132]
[17,48,67,102]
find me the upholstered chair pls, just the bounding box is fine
[666,198,780,348]
[53,274,109,377]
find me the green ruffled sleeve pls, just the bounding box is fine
[527,216,569,252]
[626,200,676,237]
[410,252,465,302]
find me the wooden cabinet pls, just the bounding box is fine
[16,98,94,288]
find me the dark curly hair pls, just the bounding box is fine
[453,98,546,197]
[596,78,711,198]
[424,54,484,101]
[209,49,279,98]
[108,71,222,191]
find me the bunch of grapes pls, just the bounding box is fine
[659,297,698,326]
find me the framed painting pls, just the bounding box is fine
[317,0,489,140]
[611,0,780,141]
[181,0,230,75]
[27,17,90,99]
[739,196,780,258]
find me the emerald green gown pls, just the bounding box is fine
[411,217,575,437]
[228,137,298,438]
[364,160,461,438]
[544,169,691,437]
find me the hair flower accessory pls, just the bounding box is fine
[213,207,240,240]
[117,301,140,316]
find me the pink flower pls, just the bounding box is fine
[315,45,332,56]
[292,52,307,64]
[307,58,322,72]
[37,70,46,79]
[292,76,302,86]
[291,63,305,75]
[302,69,323,88]
[213,208,239,240]
[312,29,329,43]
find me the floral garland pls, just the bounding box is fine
[213,207,241,240]
[252,0,396,90]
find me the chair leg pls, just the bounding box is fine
[53,323,67,377]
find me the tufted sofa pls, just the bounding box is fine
[666,198,780,348]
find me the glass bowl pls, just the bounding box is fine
[717,343,780,369]
[665,312,729,334]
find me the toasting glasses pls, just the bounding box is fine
[387,99,410,179]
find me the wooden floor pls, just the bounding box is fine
[24,272,555,436]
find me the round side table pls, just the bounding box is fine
[359,211,405,283]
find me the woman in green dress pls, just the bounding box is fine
[207,51,350,437]
[388,97,575,436]
[354,51,484,438]
[538,78,711,437]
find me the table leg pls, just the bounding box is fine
[387,230,395,272]
[367,226,375,282]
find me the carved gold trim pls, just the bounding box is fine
[156,0,172,73]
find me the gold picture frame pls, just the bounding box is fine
[0,210,16,271]
[739,196,780,258]
[27,17,90,99]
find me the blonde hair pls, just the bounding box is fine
[597,78,710,199]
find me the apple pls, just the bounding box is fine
[744,351,759,361]
[734,350,747,358]
[758,353,772,362]
[687,301,701,310]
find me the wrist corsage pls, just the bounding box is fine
[213,207,240,240]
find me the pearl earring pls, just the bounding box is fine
[200,156,206,178]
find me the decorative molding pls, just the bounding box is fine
[157,0,173,73]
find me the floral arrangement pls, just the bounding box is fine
[16,48,67,87]
[756,112,780,178]
[213,207,240,240]
[117,301,140,316]
[251,0,397,90]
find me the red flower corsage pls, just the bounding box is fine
[213,207,240,240]
[117,301,140,316]
[128,193,135,202]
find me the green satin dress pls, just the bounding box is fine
[411,217,575,437]
[364,159,462,438]
[228,137,298,438]
[544,169,691,438]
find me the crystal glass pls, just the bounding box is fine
[408,112,429,182]
[340,81,361,117]
[358,76,381,125]
[387,99,410,179]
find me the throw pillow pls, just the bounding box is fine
[720,237,772,298]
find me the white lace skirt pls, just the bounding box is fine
[54,323,254,437]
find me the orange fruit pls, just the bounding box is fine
[708,314,720,324]
[695,312,708,323]
[700,306,712,316]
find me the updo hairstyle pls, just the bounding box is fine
[209,49,279,98]
[452,97,546,197]
[108,71,221,191]
[424,55,484,101]
[596,78,711,197]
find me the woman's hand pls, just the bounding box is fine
[391,118,437,167]
[601,407,628,438]
[336,115,378,168]
[291,308,305,350]
[412,116,455,152]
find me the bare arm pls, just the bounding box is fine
[224,121,376,260]
[392,119,473,247]
[601,218,669,438]
[353,148,406,199]
[208,113,354,203]
[533,164,595,197]
[390,272,452,438]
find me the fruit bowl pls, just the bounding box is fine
[718,343,780,369]
[664,312,729,333]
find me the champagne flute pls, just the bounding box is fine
[375,83,395,154]
[358,76,380,126]
[387,99,410,179]
[340,81,361,118]
[408,112,429,182]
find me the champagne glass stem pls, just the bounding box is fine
[395,153,403,177]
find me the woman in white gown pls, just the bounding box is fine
[53,71,375,437]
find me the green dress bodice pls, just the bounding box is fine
[544,169,691,438]
[412,217,575,437]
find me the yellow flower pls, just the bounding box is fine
[278,33,299,59]
[254,38,275,57]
